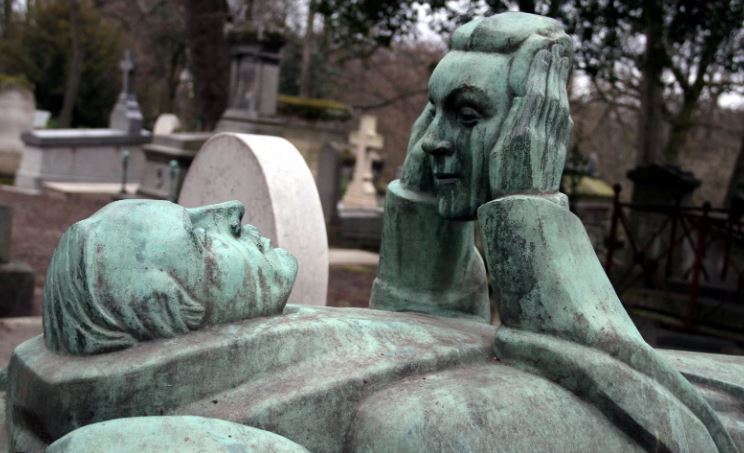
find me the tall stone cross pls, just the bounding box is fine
[341,115,384,209]
[109,50,144,134]
[119,50,135,95]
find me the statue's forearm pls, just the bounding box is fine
[370,180,489,321]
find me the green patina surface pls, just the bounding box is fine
[45,416,309,453]
[43,199,297,356]
[4,11,744,453]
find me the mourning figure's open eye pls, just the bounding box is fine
[458,106,480,127]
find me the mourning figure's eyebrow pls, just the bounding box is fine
[444,86,489,105]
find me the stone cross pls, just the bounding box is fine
[340,115,384,209]
[119,50,135,94]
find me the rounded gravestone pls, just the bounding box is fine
[153,113,181,135]
[0,84,35,176]
[179,133,328,306]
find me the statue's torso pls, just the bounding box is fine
[8,306,744,452]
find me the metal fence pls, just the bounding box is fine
[604,184,744,329]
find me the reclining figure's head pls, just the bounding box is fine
[408,12,573,219]
[43,199,298,356]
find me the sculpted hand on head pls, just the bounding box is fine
[402,13,573,220]
[43,199,298,355]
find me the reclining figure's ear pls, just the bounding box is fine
[110,269,206,344]
[489,43,572,198]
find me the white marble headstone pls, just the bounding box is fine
[0,87,35,175]
[153,113,181,136]
[179,133,329,306]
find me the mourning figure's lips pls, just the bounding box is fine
[434,172,460,184]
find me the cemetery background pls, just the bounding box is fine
[0,1,742,364]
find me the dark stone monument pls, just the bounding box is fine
[137,133,210,200]
[316,141,345,224]
[0,205,34,317]
[215,25,349,177]
[627,164,701,285]
[628,163,701,207]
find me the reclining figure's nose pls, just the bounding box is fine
[186,200,245,235]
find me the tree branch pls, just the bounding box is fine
[352,88,428,111]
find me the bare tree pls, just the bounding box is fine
[298,0,315,97]
[183,0,229,130]
[58,0,83,128]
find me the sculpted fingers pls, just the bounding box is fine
[559,55,571,108]
[527,49,551,133]
[408,105,433,151]
[401,105,435,193]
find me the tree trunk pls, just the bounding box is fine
[58,0,82,128]
[2,0,12,38]
[299,0,316,98]
[662,88,702,163]
[183,0,229,130]
[726,127,744,205]
[636,0,665,165]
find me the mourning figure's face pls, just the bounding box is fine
[420,51,511,220]
[43,199,298,355]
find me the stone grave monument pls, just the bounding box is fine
[142,27,353,202]
[137,132,210,200]
[626,164,701,285]
[14,51,151,192]
[0,205,34,317]
[152,113,181,136]
[333,115,385,250]
[315,141,347,224]
[0,80,35,177]
[215,23,351,178]
[4,13,744,453]
[339,115,383,210]
[179,133,328,307]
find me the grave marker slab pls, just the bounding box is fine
[179,133,328,306]
[340,115,383,209]
[138,132,210,200]
[153,114,181,136]
[0,205,34,317]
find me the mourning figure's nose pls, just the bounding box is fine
[187,200,245,235]
[421,137,454,157]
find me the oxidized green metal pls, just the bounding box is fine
[4,11,744,453]
[43,199,297,355]
[45,416,309,453]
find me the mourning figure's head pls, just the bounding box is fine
[406,12,574,219]
[43,199,298,356]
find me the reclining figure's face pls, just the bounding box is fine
[43,199,298,355]
[420,51,511,220]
